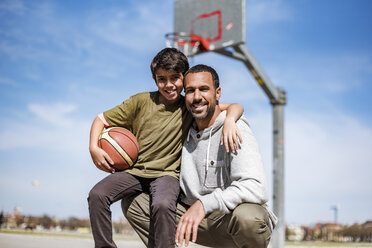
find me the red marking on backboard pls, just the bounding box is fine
[190,10,222,50]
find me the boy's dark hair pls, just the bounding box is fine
[150,48,189,78]
[184,64,220,89]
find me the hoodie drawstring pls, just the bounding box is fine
[206,127,213,172]
[186,128,191,143]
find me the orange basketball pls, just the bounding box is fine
[98,127,139,171]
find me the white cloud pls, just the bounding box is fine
[284,111,372,224]
[86,2,170,52]
[0,102,89,153]
[286,111,372,188]
[28,102,77,127]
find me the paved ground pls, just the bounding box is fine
[0,233,207,248]
[1,233,371,248]
[0,233,144,248]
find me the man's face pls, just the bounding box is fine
[155,68,184,105]
[184,71,221,120]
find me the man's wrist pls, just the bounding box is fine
[198,194,216,215]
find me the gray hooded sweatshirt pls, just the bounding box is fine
[180,111,277,228]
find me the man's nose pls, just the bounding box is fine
[193,90,202,100]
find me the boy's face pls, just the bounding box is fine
[154,68,184,105]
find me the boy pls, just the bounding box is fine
[88,48,243,248]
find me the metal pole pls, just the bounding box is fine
[214,46,287,248]
[272,89,286,248]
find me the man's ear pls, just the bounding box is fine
[216,87,221,101]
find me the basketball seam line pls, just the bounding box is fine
[101,132,134,167]
[109,130,139,155]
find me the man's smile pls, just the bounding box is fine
[191,101,208,112]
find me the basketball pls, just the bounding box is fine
[98,127,139,171]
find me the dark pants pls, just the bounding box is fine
[88,172,179,248]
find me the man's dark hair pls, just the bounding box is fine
[150,48,189,78]
[184,64,220,89]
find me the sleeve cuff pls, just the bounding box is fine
[98,113,110,128]
[199,193,218,215]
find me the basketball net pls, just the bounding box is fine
[165,32,208,57]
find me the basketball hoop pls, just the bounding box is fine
[165,32,208,57]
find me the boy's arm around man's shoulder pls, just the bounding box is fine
[199,118,269,215]
[219,103,244,153]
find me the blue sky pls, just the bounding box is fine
[0,0,371,226]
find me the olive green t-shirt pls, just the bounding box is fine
[103,91,193,179]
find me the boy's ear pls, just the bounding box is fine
[153,75,158,84]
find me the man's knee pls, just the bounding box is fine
[122,193,150,221]
[228,203,272,247]
[121,197,132,219]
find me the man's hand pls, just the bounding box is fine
[176,200,205,247]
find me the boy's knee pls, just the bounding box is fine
[88,186,108,207]
[151,199,174,215]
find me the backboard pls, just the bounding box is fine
[169,0,246,56]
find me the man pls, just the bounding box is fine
[122,64,277,248]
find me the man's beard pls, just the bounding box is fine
[188,100,216,120]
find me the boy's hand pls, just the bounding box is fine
[221,116,242,153]
[176,200,205,247]
[89,146,115,173]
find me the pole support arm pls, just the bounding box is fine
[214,44,286,106]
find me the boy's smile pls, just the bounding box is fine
[155,68,184,105]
